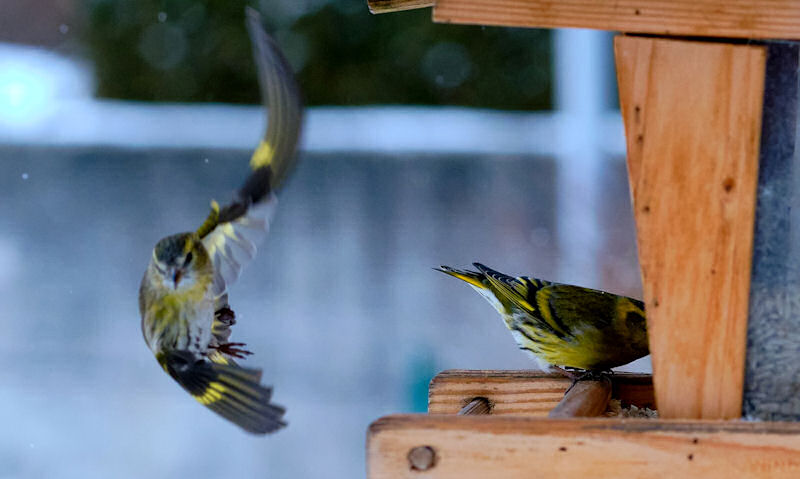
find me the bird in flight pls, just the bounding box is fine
[139,7,302,434]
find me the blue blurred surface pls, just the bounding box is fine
[0,146,644,478]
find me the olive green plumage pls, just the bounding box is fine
[139,8,302,434]
[437,263,649,371]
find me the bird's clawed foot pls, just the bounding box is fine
[214,306,236,326]
[211,342,253,359]
[553,365,579,381]
[555,367,612,394]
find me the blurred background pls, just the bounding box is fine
[0,0,647,477]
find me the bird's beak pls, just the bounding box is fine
[173,269,183,289]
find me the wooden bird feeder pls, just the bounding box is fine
[366,1,800,477]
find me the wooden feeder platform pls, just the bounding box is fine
[365,1,800,477]
[370,372,800,477]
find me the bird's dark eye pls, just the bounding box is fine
[184,252,193,266]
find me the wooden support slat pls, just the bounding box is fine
[433,0,800,40]
[368,0,434,14]
[428,370,654,415]
[616,36,765,419]
[368,415,800,478]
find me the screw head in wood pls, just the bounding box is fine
[408,445,436,471]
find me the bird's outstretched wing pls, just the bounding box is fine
[199,8,303,297]
[162,350,286,434]
[201,199,278,296]
[245,6,303,189]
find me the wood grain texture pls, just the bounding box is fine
[428,370,654,415]
[433,0,800,40]
[368,415,800,478]
[616,36,765,419]
[368,0,434,14]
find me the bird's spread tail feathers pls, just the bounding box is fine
[161,350,286,434]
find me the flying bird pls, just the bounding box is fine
[139,7,302,434]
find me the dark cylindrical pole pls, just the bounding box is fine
[743,42,800,420]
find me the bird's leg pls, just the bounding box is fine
[552,365,578,381]
[209,305,251,358]
[551,366,582,394]
[580,369,613,381]
[570,369,613,394]
[214,306,236,327]
[210,342,253,359]
[556,367,612,395]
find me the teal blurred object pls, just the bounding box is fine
[84,0,552,109]
[405,347,438,413]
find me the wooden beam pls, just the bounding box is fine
[616,36,765,419]
[368,415,800,478]
[368,0,434,14]
[433,0,800,40]
[428,370,654,415]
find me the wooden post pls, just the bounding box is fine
[615,36,765,419]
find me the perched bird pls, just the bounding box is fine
[437,263,648,374]
[139,8,302,434]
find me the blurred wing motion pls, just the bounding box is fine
[246,6,303,190]
[437,263,649,371]
[162,351,286,434]
[199,7,303,297]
